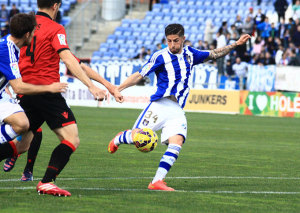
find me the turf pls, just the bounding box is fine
[0,107,299,213]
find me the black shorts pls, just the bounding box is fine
[19,93,76,132]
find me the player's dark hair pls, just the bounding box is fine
[165,23,185,37]
[10,13,37,39]
[38,0,61,9]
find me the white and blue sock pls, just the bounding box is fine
[114,130,134,146]
[152,144,182,184]
[0,124,18,144]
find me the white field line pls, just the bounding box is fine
[0,186,299,195]
[1,176,300,182]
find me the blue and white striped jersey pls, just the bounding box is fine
[0,35,21,100]
[139,46,209,108]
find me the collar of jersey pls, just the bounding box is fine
[36,11,52,20]
[6,35,20,51]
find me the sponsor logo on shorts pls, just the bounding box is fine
[57,34,67,45]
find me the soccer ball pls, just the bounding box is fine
[133,128,158,153]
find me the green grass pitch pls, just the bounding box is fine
[0,107,299,213]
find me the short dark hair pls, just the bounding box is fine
[38,0,61,9]
[165,23,184,37]
[10,13,37,39]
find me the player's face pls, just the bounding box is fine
[167,34,185,54]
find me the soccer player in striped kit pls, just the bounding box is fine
[109,23,250,191]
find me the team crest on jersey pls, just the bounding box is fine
[57,34,67,45]
[185,54,192,64]
[10,62,20,77]
[143,62,153,73]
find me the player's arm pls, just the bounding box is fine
[118,72,143,92]
[9,78,68,95]
[80,63,116,95]
[204,34,251,61]
[59,50,107,100]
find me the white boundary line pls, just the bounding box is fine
[0,186,299,195]
[1,176,300,182]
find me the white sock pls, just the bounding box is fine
[152,144,182,183]
[114,130,134,146]
[0,124,18,144]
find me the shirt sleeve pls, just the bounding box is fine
[0,47,21,81]
[51,27,70,52]
[139,54,163,77]
[188,46,210,65]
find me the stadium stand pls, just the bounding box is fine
[92,0,277,62]
[0,0,76,26]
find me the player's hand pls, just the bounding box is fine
[49,82,68,93]
[89,85,107,101]
[113,86,124,103]
[108,85,123,103]
[236,34,251,46]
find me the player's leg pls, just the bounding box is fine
[41,124,79,183]
[3,128,42,174]
[0,101,29,143]
[148,99,187,191]
[36,124,77,197]
[0,102,32,162]
[148,135,184,191]
[3,136,22,172]
[108,128,140,153]
[108,102,162,153]
[29,93,74,196]
[21,128,43,181]
[0,130,33,162]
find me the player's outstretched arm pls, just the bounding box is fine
[118,72,143,92]
[205,34,251,61]
[9,78,68,95]
[59,50,107,101]
[80,63,123,102]
[114,72,144,103]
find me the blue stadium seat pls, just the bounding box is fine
[99,46,108,52]
[121,19,131,28]
[10,0,19,6]
[22,6,34,13]
[114,27,124,36]
[123,28,132,37]
[20,0,29,7]
[116,35,126,44]
[107,35,116,44]
[100,43,109,49]
[152,4,161,13]
[163,14,172,22]
[154,14,164,21]
[61,17,71,26]
[195,1,203,7]
[140,20,150,29]
[61,1,71,12]
[132,29,143,37]
[0,0,7,5]
[131,19,140,28]
[144,39,154,46]
[119,47,127,53]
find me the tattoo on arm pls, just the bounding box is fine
[206,42,238,61]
